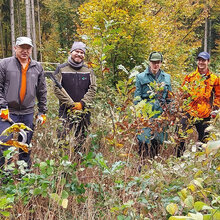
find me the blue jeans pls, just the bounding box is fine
[0,113,34,169]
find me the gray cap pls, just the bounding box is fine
[70,42,86,53]
[16,37,33,47]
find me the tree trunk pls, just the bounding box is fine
[31,0,37,60]
[10,0,15,55]
[37,0,42,62]
[208,19,211,55]
[0,10,5,58]
[204,17,208,52]
[17,0,22,36]
[25,0,31,38]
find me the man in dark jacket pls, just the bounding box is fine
[54,41,96,150]
[0,36,47,169]
[134,52,172,158]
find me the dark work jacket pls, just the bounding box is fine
[54,62,97,114]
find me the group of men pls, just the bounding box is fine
[0,37,96,169]
[0,36,219,170]
[134,51,220,158]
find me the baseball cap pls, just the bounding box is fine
[149,52,163,61]
[70,42,86,53]
[197,52,210,60]
[16,37,33,47]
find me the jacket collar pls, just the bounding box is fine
[145,67,164,80]
[195,67,211,76]
[14,56,36,67]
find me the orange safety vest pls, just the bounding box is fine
[182,68,220,118]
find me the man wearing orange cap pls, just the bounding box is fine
[0,36,47,169]
[177,52,220,156]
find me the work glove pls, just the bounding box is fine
[72,102,83,110]
[0,106,9,120]
[36,114,46,125]
[210,110,219,119]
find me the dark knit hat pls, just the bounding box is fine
[70,42,86,53]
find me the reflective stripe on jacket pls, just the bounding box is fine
[183,68,220,118]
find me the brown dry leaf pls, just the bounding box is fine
[1,140,29,153]
[1,123,32,136]
[128,87,136,95]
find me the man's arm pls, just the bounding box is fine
[213,75,220,109]
[36,66,47,114]
[0,60,7,107]
[53,66,75,107]
[81,70,97,108]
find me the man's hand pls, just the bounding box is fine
[0,107,9,120]
[210,110,219,119]
[36,114,46,125]
[72,102,83,110]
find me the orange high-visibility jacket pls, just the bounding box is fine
[183,68,220,118]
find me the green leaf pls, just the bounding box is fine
[205,140,220,155]
[33,188,42,195]
[210,209,220,220]
[0,210,10,217]
[166,203,178,215]
[169,217,192,220]
[188,212,203,220]
[40,162,47,170]
[192,178,203,189]
[50,193,60,202]
[184,195,194,209]
[194,201,212,211]
[61,190,69,199]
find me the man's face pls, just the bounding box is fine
[149,61,162,74]
[71,49,85,63]
[14,44,32,61]
[197,58,209,72]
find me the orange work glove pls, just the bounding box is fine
[36,114,46,125]
[0,107,9,120]
[72,102,83,110]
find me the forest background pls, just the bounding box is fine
[0,0,220,219]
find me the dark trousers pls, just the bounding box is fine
[0,113,34,169]
[177,116,210,157]
[138,139,160,158]
[57,109,90,150]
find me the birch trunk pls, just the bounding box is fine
[10,0,15,55]
[25,0,31,38]
[37,0,42,62]
[208,19,211,55]
[204,17,208,52]
[31,0,37,60]
[17,0,22,36]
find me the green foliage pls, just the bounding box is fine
[77,0,219,84]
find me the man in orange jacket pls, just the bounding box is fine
[177,52,220,157]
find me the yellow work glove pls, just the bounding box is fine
[72,102,83,110]
[0,107,9,120]
[36,114,46,125]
